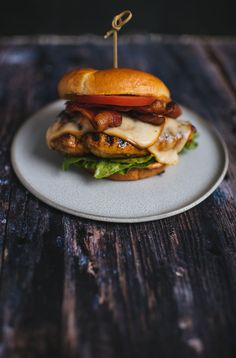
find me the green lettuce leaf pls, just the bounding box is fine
[181,132,199,152]
[62,156,97,171]
[62,132,199,179]
[63,155,155,179]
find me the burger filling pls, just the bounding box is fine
[46,98,198,179]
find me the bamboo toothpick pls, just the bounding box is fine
[104,10,133,68]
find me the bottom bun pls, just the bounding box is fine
[87,163,166,181]
[108,163,166,181]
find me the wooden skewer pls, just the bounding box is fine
[104,10,133,68]
[113,30,118,68]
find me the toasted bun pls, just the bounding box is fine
[58,68,170,102]
[86,163,166,181]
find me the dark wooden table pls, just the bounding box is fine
[0,35,236,358]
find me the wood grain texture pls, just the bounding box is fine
[0,35,236,358]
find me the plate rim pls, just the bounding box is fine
[11,101,229,223]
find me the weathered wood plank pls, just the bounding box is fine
[0,45,65,356]
[207,40,236,95]
[0,36,236,358]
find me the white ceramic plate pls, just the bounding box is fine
[11,101,228,223]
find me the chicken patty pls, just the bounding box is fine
[50,133,87,156]
[84,133,148,158]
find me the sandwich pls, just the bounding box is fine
[46,68,197,180]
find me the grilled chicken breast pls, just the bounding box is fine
[84,133,148,158]
[50,133,87,156]
[46,113,195,164]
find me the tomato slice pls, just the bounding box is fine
[71,95,156,107]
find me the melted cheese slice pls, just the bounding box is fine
[104,114,163,148]
[148,118,192,164]
[47,114,163,149]
[148,147,179,165]
[46,116,94,147]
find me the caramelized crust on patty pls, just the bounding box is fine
[50,133,87,156]
[84,133,148,158]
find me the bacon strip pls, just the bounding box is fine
[93,111,122,131]
[137,101,182,118]
[74,107,95,121]
[130,112,165,125]
[66,99,182,119]
[163,101,182,118]
[66,102,122,131]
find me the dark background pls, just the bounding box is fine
[0,0,236,36]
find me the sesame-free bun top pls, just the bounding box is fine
[58,68,170,102]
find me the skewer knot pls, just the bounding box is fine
[104,10,132,39]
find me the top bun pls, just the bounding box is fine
[58,68,170,102]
